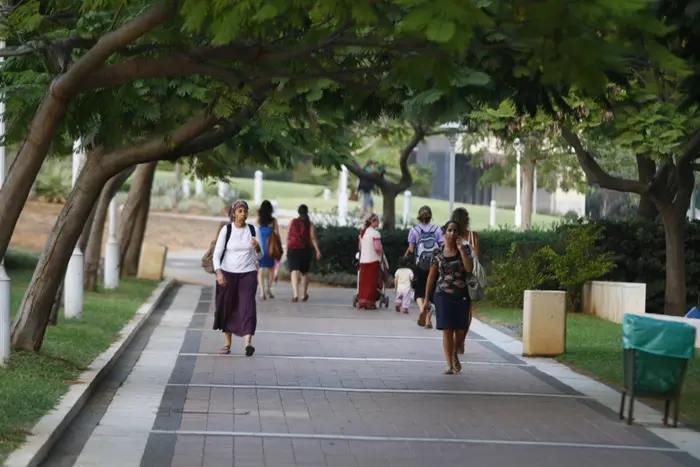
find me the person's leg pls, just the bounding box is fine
[368,194,375,214]
[239,271,258,356]
[257,267,265,299]
[291,270,300,300]
[442,329,455,374]
[402,292,412,313]
[266,267,275,298]
[301,273,310,300]
[221,332,232,354]
[395,292,403,312]
[458,303,473,355]
[453,329,466,372]
[360,193,367,218]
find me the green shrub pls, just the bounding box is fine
[35,161,70,203]
[5,248,39,271]
[488,244,553,308]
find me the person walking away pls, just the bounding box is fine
[358,214,383,309]
[213,200,263,356]
[287,204,322,302]
[394,256,414,314]
[256,200,280,299]
[358,160,376,219]
[406,206,444,328]
[450,207,480,354]
[423,220,473,374]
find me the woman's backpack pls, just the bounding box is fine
[414,225,439,271]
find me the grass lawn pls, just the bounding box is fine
[476,305,700,428]
[0,265,159,463]
[154,171,561,231]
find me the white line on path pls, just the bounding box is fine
[185,329,487,342]
[178,353,531,367]
[149,430,682,453]
[166,383,590,399]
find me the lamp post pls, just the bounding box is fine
[439,122,464,215]
[514,138,524,228]
[0,33,9,364]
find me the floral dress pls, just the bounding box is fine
[431,249,471,330]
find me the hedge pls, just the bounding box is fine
[313,219,700,314]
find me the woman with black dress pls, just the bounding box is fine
[423,220,474,374]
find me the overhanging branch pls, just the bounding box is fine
[561,125,645,194]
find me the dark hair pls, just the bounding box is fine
[298,204,310,228]
[398,256,411,268]
[451,207,470,232]
[258,200,274,226]
[443,220,463,244]
[417,205,432,224]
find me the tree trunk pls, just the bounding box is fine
[637,195,659,220]
[636,154,659,220]
[84,168,136,291]
[659,207,687,316]
[380,187,399,230]
[11,159,108,350]
[119,162,157,277]
[521,157,535,229]
[47,281,64,326]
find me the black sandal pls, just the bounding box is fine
[219,345,231,355]
[245,345,255,357]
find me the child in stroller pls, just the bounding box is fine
[352,252,391,308]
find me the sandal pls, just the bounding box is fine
[219,345,231,355]
[302,294,309,302]
[453,354,462,373]
[443,365,454,375]
[417,310,427,327]
[268,291,275,299]
[426,323,433,329]
[292,296,299,302]
[245,345,255,357]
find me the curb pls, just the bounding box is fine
[3,277,178,467]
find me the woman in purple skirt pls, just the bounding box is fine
[213,200,263,356]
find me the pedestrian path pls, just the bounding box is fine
[42,283,700,466]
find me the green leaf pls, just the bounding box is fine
[253,4,279,22]
[425,20,456,43]
[453,70,491,87]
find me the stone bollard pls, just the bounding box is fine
[337,166,348,226]
[489,200,497,227]
[182,179,191,198]
[137,244,168,281]
[254,170,263,204]
[195,178,204,196]
[522,290,567,357]
[218,181,229,200]
[403,190,412,227]
[323,188,331,200]
[104,197,120,289]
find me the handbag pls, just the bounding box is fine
[267,230,283,260]
[467,231,487,301]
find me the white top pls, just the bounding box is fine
[359,227,382,264]
[212,223,263,273]
[394,268,414,293]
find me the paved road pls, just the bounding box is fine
[39,278,700,466]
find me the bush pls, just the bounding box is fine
[5,248,39,271]
[488,244,553,308]
[35,161,71,203]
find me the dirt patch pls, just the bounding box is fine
[10,201,289,254]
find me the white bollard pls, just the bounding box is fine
[403,190,412,227]
[337,166,348,226]
[104,197,120,289]
[65,140,84,320]
[195,178,204,196]
[182,178,191,198]
[0,50,10,364]
[489,200,497,227]
[218,181,228,199]
[323,188,331,200]
[254,170,263,204]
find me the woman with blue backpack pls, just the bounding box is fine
[405,206,444,328]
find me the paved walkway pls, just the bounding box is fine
[40,280,700,466]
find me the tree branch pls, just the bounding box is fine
[560,125,645,194]
[51,0,176,98]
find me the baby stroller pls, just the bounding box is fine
[352,252,391,308]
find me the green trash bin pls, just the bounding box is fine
[620,314,696,426]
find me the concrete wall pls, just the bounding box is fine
[582,281,646,324]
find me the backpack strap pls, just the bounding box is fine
[220,224,232,264]
[248,223,256,237]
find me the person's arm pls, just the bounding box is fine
[394,271,399,290]
[459,242,474,274]
[423,264,439,308]
[373,231,382,254]
[472,231,481,259]
[212,226,228,272]
[436,226,445,247]
[273,218,280,237]
[405,228,416,256]
[310,223,321,259]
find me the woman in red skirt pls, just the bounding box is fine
[357,214,383,309]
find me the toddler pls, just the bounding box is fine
[394,257,414,314]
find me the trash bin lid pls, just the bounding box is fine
[623,314,696,359]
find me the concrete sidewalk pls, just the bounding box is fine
[38,276,700,466]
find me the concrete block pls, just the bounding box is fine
[582,281,646,324]
[137,244,168,280]
[523,290,566,357]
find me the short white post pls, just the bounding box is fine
[514,139,523,228]
[323,188,331,200]
[254,170,263,204]
[403,190,412,227]
[195,178,204,196]
[522,290,566,357]
[489,200,497,227]
[533,166,538,215]
[337,166,348,226]
[0,57,10,363]
[64,140,85,320]
[218,181,228,200]
[104,197,120,289]
[182,178,191,198]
